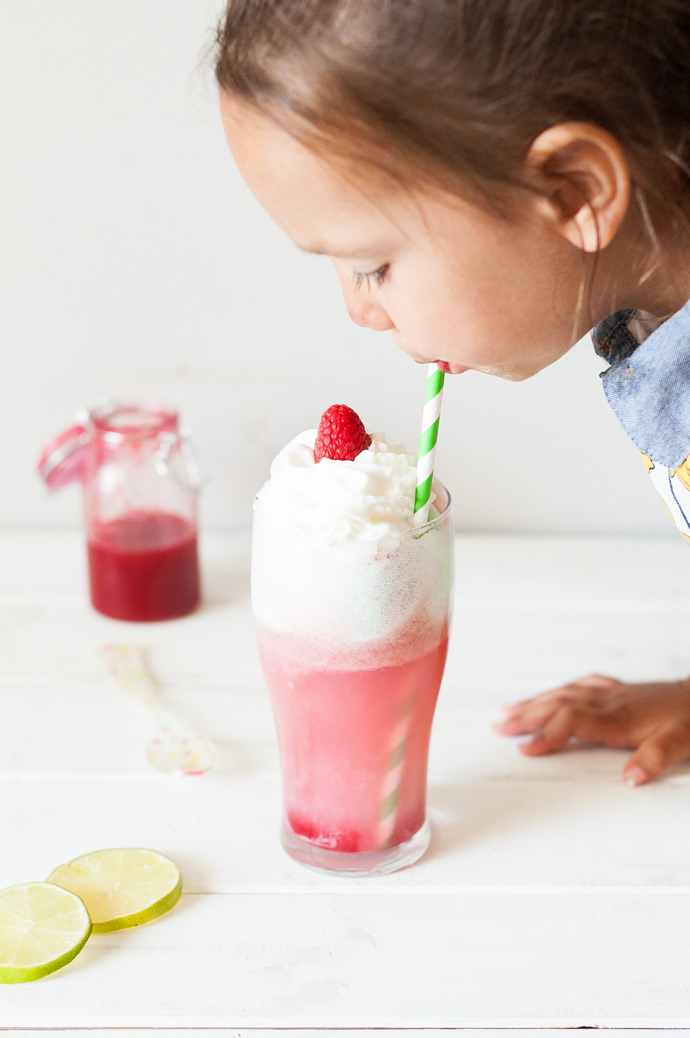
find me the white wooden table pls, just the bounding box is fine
[2,529,690,1034]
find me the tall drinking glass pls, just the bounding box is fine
[252,483,453,876]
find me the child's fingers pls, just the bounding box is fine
[623,724,690,786]
[518,702,625,756]
[497,680,617,735]
[494,698,562,735]
[519,703,578,755]
[503,674,619,716]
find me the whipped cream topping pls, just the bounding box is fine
[254,430,421,544]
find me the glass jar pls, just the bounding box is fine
[37,401,202,621]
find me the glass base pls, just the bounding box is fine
[280,818,431,876]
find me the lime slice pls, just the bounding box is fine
[0,882,92,983]
[47,848,182,933]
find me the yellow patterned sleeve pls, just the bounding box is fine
[672,456,690,493]
[642,452,690,543]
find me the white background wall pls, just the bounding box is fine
[1,0,672,536]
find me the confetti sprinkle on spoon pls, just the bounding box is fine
[100,644,219,776]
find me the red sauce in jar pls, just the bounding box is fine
[87,510,200,621]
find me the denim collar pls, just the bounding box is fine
[592,299,690,468]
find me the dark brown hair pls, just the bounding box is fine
[214,0,690,232]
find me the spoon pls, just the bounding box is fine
[100,644,219,776]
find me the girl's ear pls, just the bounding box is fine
[526,122,631,252]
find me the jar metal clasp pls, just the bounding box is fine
[153,429,204,495]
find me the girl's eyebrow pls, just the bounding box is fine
[293,239,389,259]
[293,241,331,256]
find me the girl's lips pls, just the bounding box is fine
[436,360,470,375]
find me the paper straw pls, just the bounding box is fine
[413,363,445,526]
[378,366,446,848]
[378,699,414,849]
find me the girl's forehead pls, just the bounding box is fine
[221,96,388,199]
[220,93,493,261]
[220,94,420,247]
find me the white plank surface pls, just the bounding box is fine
[2,890,690,1027]
[1,531,690,1029]
[4,888,688,1025]
[7,1033,686,1038]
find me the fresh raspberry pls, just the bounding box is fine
[313,404,372,462]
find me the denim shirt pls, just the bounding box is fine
[593,299,690,540]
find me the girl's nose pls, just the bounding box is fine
[335,263,396,332]
[346,302,395,332]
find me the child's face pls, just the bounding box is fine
[222,98,593,380]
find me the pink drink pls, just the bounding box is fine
[252,443,453,876]
[256,623,449,853]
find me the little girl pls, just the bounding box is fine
[213,0,690,785]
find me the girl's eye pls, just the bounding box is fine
[352,264,389,290]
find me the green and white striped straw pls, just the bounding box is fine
[377,696,414,849]
[377,364,446,849]
[413,363,445,526]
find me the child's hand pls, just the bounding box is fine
[494,674,690,785]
